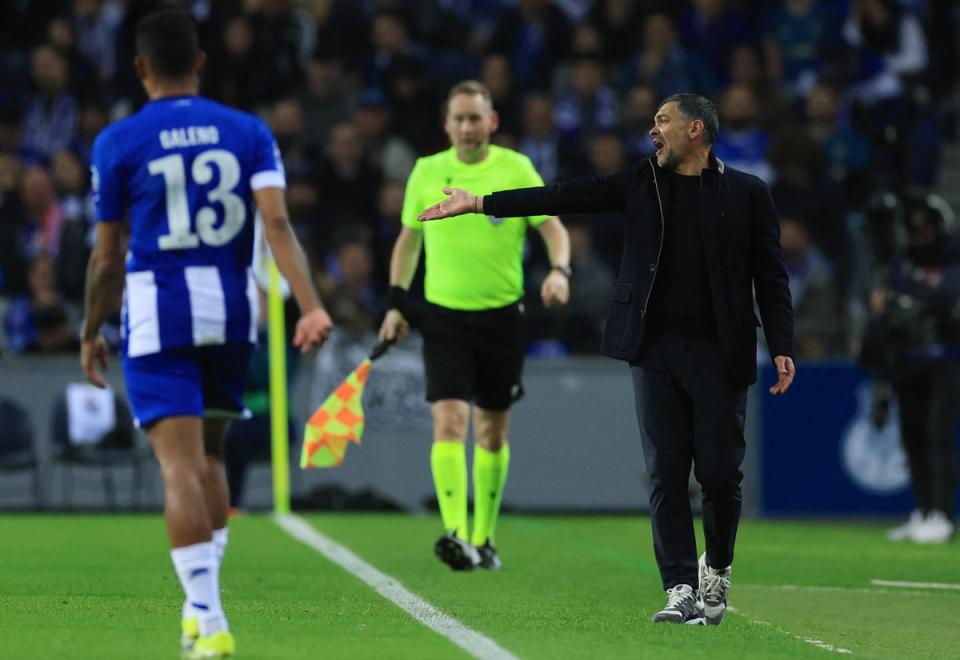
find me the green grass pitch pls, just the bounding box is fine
[1,513,957,659]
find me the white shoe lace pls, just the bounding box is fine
[700,570,730,602]
[665,585,694,610]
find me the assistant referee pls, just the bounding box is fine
[378,80,571,571]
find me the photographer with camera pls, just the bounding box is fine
[862,193,960,544]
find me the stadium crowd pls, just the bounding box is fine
[0,0,957,358]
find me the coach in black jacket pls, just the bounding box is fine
[419,93,795,625]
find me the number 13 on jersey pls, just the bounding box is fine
[149,148,246,250]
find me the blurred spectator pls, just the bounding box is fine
[352,90,416,182]
[713,84,775,183]
[0,105,30,161]
[580,131,630,272]
[3,254,78,353]
[203,14,261,111]
[622,13,716,98]
[763,0,844,98]
[585,0,650,64]
[843,0,929,185]
[50,149,94,301]
[72,100,109,164]
[804,83,870,203]
[0,154,29,296]
[317,229,381,334]
[527,220,615,353]
[298,50,359,155]
[248,0,308,103]
[72,0,124,90]
[727,43,792,132]
[481,53,523,139]
[269,98,316,178]
[381,56,443,154]
[489,0,571,90]
[621,84,659,160]
[519,93,581,185]
[768,129,853,294]
[22,45,79,163]
[44,14,98,97]
[553,55,619,150]
[677,0,755,88]
[312,121,383,256]
[843,0,927,106]
[367,9,428,94]
[780,216,843,357]
[20,166,65,259]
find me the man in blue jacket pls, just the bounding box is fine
[418,93,796,626]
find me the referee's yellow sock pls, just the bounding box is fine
[471,443,510,547]
[431,440,468,539]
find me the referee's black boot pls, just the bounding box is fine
[434,533,480,571]
[475,541,502,570]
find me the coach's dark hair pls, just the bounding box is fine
[661,93,719,145]
[135,10,199,79]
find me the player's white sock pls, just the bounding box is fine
[183,528,229,621]
[171,541,228,635]
[213,527,229,564]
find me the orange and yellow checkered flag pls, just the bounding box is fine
[300,340,392,468]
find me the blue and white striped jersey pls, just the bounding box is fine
[92,95,285,357]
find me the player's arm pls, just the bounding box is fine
[254,187,333,352]
[378,226,422,343]
[80,221,127,388]
[536,217,571,309]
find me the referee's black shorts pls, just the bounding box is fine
[420,300,525,411]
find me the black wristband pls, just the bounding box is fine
[386,286,407,314]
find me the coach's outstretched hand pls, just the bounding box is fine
[418,187,479,221]
[293,307,334,353]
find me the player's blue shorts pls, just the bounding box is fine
[122,342,253,428]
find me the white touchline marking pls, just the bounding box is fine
[738,583,937,597]
[274,513,520,660]
[727,606,853,655]
[870,579,960,591]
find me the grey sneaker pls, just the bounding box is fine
[651,584,705,624]
[697,553,731,625]
[476,541,502,570]
[434,533,480,571]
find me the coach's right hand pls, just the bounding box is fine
[294,307,334,353]
[379,309,410,344]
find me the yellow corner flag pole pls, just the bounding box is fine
[268,260,291,514]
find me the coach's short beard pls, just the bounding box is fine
[658,148,680,171]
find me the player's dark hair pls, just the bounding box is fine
[135,9,199,79]
[660,93,719,145]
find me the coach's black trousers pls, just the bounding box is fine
[631,332,747,590]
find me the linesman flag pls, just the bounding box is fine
[300,340,393,468]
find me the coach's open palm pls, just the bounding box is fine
[418,187,477,221]
[293,308,333,353]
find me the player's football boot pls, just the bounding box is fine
[184,630,235,659]
[651,584,704,624]
[180,615,199,651]
[475,541,502,570]
[434,533,480,571]
[697,553,731,625]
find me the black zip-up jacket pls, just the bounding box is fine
[485,155,794,387]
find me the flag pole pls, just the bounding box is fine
[268,259,291,514]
